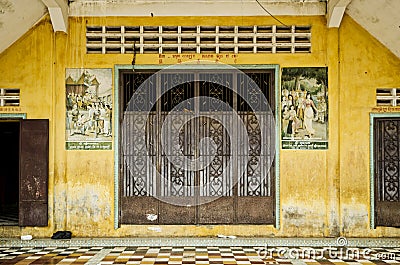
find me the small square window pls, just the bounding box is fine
[0,88,20,106]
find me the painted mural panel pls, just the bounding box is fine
[281,67,328,150]
[65,68,112,150]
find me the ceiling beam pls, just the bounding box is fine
[69,1,326,17]
[327,0,352,28]
[41,0,68,32]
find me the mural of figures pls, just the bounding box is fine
[65,68,113,150]
[281,67,328,150]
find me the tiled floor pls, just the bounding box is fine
[0,246,399,265]
[0,246,103,265]
[0,206,18,226]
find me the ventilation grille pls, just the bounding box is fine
[86,25,311,54]
[376,88,400,106]
[0,89,20,107]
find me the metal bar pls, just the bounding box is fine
[194,77,200,223]
[232,72,238,222]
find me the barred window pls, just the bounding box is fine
[0,89,20,106]
[86,25,311,54]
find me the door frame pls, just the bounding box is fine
[0,113,26,225]
[113,64,281,229]
[0,113,26,120]
[370,112,400,228]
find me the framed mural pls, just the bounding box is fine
[281,67,328,150]
[65,68,113,150]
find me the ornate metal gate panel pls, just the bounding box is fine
[120,69,275,225]
[374,118,400,227]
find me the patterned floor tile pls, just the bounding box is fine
[0,246,399,265]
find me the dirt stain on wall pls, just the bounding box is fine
[0,0,14,29]
[0,0,13,10]
[0,0,14,12]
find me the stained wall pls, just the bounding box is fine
[0,14,399,237]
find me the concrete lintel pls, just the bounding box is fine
[69,1,326,17]
[327,0,352,28]
[41,0,68,32]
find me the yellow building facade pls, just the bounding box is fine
[1,13,400,238]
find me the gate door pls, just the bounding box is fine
[374,118,400,227]
[120,69,275,225]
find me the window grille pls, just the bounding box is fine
[376,88,400,106]
[0,89,20,106]
[86,25,311,54]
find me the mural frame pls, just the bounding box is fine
[280,67,328,150]
[65,68,113,150]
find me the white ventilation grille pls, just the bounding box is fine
[376,88,400,106]
[86,25,311,54]
[0,89,20,106]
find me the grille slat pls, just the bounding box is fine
[87,25,311,54]
[0,89,20,106]
[376,88,400,106]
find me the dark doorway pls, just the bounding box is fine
[0,119,49,227]
[0,121,20,225]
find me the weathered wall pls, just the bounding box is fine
[339,15,400,237]
[0,14,400,237]
[0,16,56,237]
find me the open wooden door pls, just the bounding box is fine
[19,119,49,226]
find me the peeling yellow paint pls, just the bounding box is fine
[0,14,400,238]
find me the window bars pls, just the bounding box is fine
[376,88,400,106]
[86,25,311,54]
[0,89,20,106]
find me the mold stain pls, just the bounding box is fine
[283,206,306,220]
[0,0,14,13]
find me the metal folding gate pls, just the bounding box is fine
[119,69,275,225]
